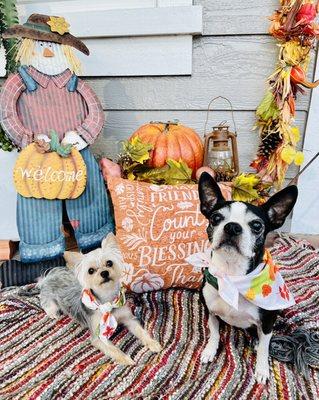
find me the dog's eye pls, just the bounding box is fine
[211,213,223,225]
[106,260,113,267]
[250,220,263,233]
[88,268,95,275]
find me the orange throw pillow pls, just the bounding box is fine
[107,177,210,292]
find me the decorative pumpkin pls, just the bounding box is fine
[290,65,319,88]
[13,134,87,200]
[129,122,204,176]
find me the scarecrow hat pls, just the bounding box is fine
[2,14,89,55]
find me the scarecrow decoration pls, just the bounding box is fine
[0,14,114,263]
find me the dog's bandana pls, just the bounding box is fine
[81,286,126,340]
[186,249,295,311]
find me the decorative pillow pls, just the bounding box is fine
[107,177,210,292]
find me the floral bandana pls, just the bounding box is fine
[81,286,126,340]
[186,249,295,311]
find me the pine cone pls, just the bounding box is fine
[118,153,133,169]
[257,132,282,157]
[35,139,51,154]
[214,170,235,182]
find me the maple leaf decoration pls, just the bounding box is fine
[280,145,304,166]
[163,159,193,185]
[122,137,153,164]
[232,174,261,202]
[133,159,193,185]
[256,91,280,122]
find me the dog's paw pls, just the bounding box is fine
[45,309,61,320]
[201,343,218,363]
[254,365,269,385]
[146,338,162,353]
[43,302,61,320]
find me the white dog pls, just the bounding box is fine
[38,233,161,365]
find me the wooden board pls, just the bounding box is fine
[78,36,193,76]
[17,4,202,38]
[196,0,279,36]
[17,0,279,36]
[17,0,158,11]
[90,109,306,178]
[86,36,313,110]
[18,0,192,10]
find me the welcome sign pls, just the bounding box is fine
[108,177,210,293]
[13,143,87,200]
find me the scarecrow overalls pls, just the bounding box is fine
[0,66,114,262]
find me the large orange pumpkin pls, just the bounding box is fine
[13,143,87,200]
[129,122,204,175]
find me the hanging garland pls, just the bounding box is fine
[0,0,19,151]
[251,0,319,188]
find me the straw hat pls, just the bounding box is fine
[2,13,89,55]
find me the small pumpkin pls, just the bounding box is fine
[13,135,87,200]
[129,122,204,176]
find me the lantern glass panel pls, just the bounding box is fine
[207,149,232,172]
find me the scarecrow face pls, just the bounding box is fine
[30,40,69,76]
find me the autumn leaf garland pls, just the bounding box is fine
[251,0,319,188]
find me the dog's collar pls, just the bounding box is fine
[187,249,295,311]
[81,285,126,340]
[203,268,218,290]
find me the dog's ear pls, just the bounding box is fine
[64,251,84,267]
[198,172,225,218]
[261,185,298,230]
[102,232,119,252]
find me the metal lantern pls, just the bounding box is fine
[203,97,240,181]
[203,124,239,179]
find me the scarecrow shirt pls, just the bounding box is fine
[186,249,295,311]
[0,66,104,148]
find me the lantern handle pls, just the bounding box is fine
[204,96,237,136]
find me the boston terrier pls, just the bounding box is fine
[198,172,298,384]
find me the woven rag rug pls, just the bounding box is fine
[1,236,319,400]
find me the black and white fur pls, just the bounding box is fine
[38,233,161,365]
[198,172,298,384]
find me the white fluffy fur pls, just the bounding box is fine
[39,233,161,365]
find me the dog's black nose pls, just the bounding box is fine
[224,222,242,236]
[100,270,110,280]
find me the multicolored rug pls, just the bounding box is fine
[1,236,319,399]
